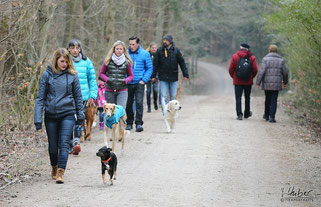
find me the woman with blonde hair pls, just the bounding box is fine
[99,40,134,109]
[256,44,288,123]
[34,48,84,184]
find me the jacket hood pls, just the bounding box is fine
[237,49,253,57]
[129,45,142,54]
[46,65,68,76]
[162,42,176,51]
[46,65,53,75]
[266,52,281,58]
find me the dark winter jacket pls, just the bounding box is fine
[256,52,288,91]
[228,49,258,85]
[99,60,133,91]
[152,44,189,82]
[149,52,158,80]
[34,66,84,127]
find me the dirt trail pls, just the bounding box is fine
[1,62,321,207]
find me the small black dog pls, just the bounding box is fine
[96,146,117,185]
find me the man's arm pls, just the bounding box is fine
[177,49,189,79]
[141,52,153,83]
[228,55,236,78]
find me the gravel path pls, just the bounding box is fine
[1,62,320,207]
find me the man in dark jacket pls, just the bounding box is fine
[152,34,189,114]
[256,44,288,123]
[228,42,258,120]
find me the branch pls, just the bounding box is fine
[0,178,19,190]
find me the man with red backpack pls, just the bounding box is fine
[228,42,258,120]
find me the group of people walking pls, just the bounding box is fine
[33,33,288,185]
[34,34,189,184]
[228,42,289,123]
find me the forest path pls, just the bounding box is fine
[1,62,321,207]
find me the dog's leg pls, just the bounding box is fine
[109,170,114,185]
[102,164,107,184]
[113,168,117,180]
[104,127,109,147]
[114,160,117,180]
[111,124,117,152]
[87,120,92,141]
[118,123,124,142]
[81,122,86,142]
[164,118,171,133]
[108,170,114,185]
[170,119,176,133]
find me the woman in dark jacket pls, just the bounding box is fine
[256,45,288,123]
[34,48,84,184]
[99,40,134,109]
[146,42,158,112]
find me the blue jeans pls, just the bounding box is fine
[126,83,145,126]
[45,114,75,169]
[146,81,158,108]
[160,81,178,114]
[264,90,279,119]
[160,81,178,103]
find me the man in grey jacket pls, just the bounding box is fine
[256,44,288,123]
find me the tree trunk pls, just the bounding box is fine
[0,0,11,112]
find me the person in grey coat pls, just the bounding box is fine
[256,45,288,123]
[34,48,84,183]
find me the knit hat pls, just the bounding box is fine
[240,42,250,49]
[163,34,173,44]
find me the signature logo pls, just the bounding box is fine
[281,186,316,202]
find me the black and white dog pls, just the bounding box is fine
[96,146,117,185]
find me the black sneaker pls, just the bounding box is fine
[244,111,252,119]
[154,105,158,110]
[269,118,276,123]
[125,125,133,130]
[263,114,269,121]
[236,115,243,120]
[147,106,151,113]
[136,125,144,132]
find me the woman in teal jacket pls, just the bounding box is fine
[67,39,98,154]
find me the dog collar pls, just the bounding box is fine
[101,157,111,164]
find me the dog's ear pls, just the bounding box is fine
[103,103,108,113]
[168,101,174,111]
[112,104,116,114]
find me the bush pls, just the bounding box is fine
[265,0,321,126]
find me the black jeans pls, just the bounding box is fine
[264,90,279,119]
[126,83,145,126]
[234,85,252,116]
[146,80,158,108]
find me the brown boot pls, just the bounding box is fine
[56,168,65,184]
[51,165,58,180]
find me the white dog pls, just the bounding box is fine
[162,97,181,133]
